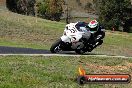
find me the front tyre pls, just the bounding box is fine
[50,39,62,53]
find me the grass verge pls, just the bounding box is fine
[0,56,132,88]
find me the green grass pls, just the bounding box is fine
[0,7,65,49]
[0,7,132,56]
[0,56,132,88]
[60,17,94,23]
[93,31,132,57]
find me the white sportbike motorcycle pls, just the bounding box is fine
[50,22,105,54]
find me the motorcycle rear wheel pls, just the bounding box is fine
[75,49,85,54]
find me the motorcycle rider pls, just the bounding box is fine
[75,20,105,50]
[87,20,105,46]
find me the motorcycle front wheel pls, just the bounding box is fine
[50,39,62,53]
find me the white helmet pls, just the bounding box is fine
[88,20,98,28]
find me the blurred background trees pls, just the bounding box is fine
[6,0,64,21]
[37,0,64,21]
[6,0,132,32]
[6,0,36,15]
[93,0,132,32]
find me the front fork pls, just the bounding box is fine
[61,35,71,43]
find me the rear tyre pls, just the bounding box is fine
[50,39,62,53]
[75,49,85,54]
[98,40,103,46]
[87,40,103,52]
[87,46,94,52]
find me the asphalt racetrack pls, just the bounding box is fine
[0,46,131,58]
[0,46,132,58]
[0,46,50,54]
